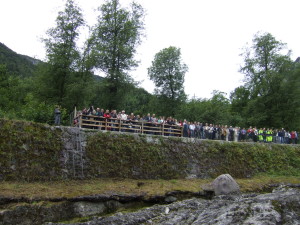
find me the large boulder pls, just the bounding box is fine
[212,174,240,195]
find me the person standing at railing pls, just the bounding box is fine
[120,110,127,132]
[88,105,95,115]
[54,105,61,126]
[127,113,136,133]
[221,125,227,141]
[157,116,165,135]
[95,108,103,117]
[228,126,234,141]
[144,113,152,134]
[189,122,195,138]
[151,114,159,135]
[110,110,118,131]
[195,122,201,138]
[104,110,111,130]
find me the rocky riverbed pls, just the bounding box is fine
[1,184,299,225]
[47,185,300,225]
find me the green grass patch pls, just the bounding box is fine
[0,176,299,199]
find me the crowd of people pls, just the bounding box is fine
[74,106,299,144]
[74,106,182,136]
[183,123,298,144]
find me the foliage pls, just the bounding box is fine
[0,42,41,77]
[177,91,231,125]
[86,132,300,179]
[20,93,68,125]
[2,7,300,133]
[240,32,292,97]
[86,133,184,179]
[40,0,86,108]
[0,64,28,119]
[148,46,188,116]
[0,119,62,181]
[233,32,299,130]
[88,0,145,109]
[280,63,300,130]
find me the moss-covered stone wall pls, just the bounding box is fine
[1,119,300,181]
[0,119,62,181]
[86,132,300,179]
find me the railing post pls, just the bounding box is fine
[79,114,82,128]
[162,123,164,136]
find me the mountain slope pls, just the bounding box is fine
[0,42,42,77]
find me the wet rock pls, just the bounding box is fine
[0,202,74,225]
[212,174,240,196]
[164,196,177,203]
[73,202,107,217]
[59,187,300,225]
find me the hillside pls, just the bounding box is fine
[0,42,106,82]
[0,42,42,77]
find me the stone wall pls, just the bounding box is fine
[0,119,300,181]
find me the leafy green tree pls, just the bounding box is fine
[239,32,294,128]
[89,0,145,109]
[281,62,300,130]
[0,64,26,118]
[229,86,250,127]
[177,91,231,125]
[148,46,188,116]
[40,0,85,108]
[0,65,10,111]
[240,32,293,97]
[19,93,67,124]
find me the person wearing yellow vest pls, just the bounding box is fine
[258,128,264,142]
[266,128,273,143]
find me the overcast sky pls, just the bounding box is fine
[1,0,300,99]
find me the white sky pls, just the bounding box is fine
[1,0,300,99]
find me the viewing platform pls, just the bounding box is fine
[74,114,183,137]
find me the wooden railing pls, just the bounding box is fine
[75,114,183,137]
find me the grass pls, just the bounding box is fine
[0,176,299,200]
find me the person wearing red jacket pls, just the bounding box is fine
[104,109,111,130]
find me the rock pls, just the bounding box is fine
[212,174,240,196]
[73,202,106,217]
[164,196,177,203]
[59,187,300,225]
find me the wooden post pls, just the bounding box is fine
[79,114,82,128]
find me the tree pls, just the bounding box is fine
[240,32,293,97]
[89,0,145,109]
[0,64,25,118]
[229,86,251,127]
[41,0,85,108]
[148,46,188,116]
[239,32,294,129]
[281,62,300,130]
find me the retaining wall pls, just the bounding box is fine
[0,119,299,181]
